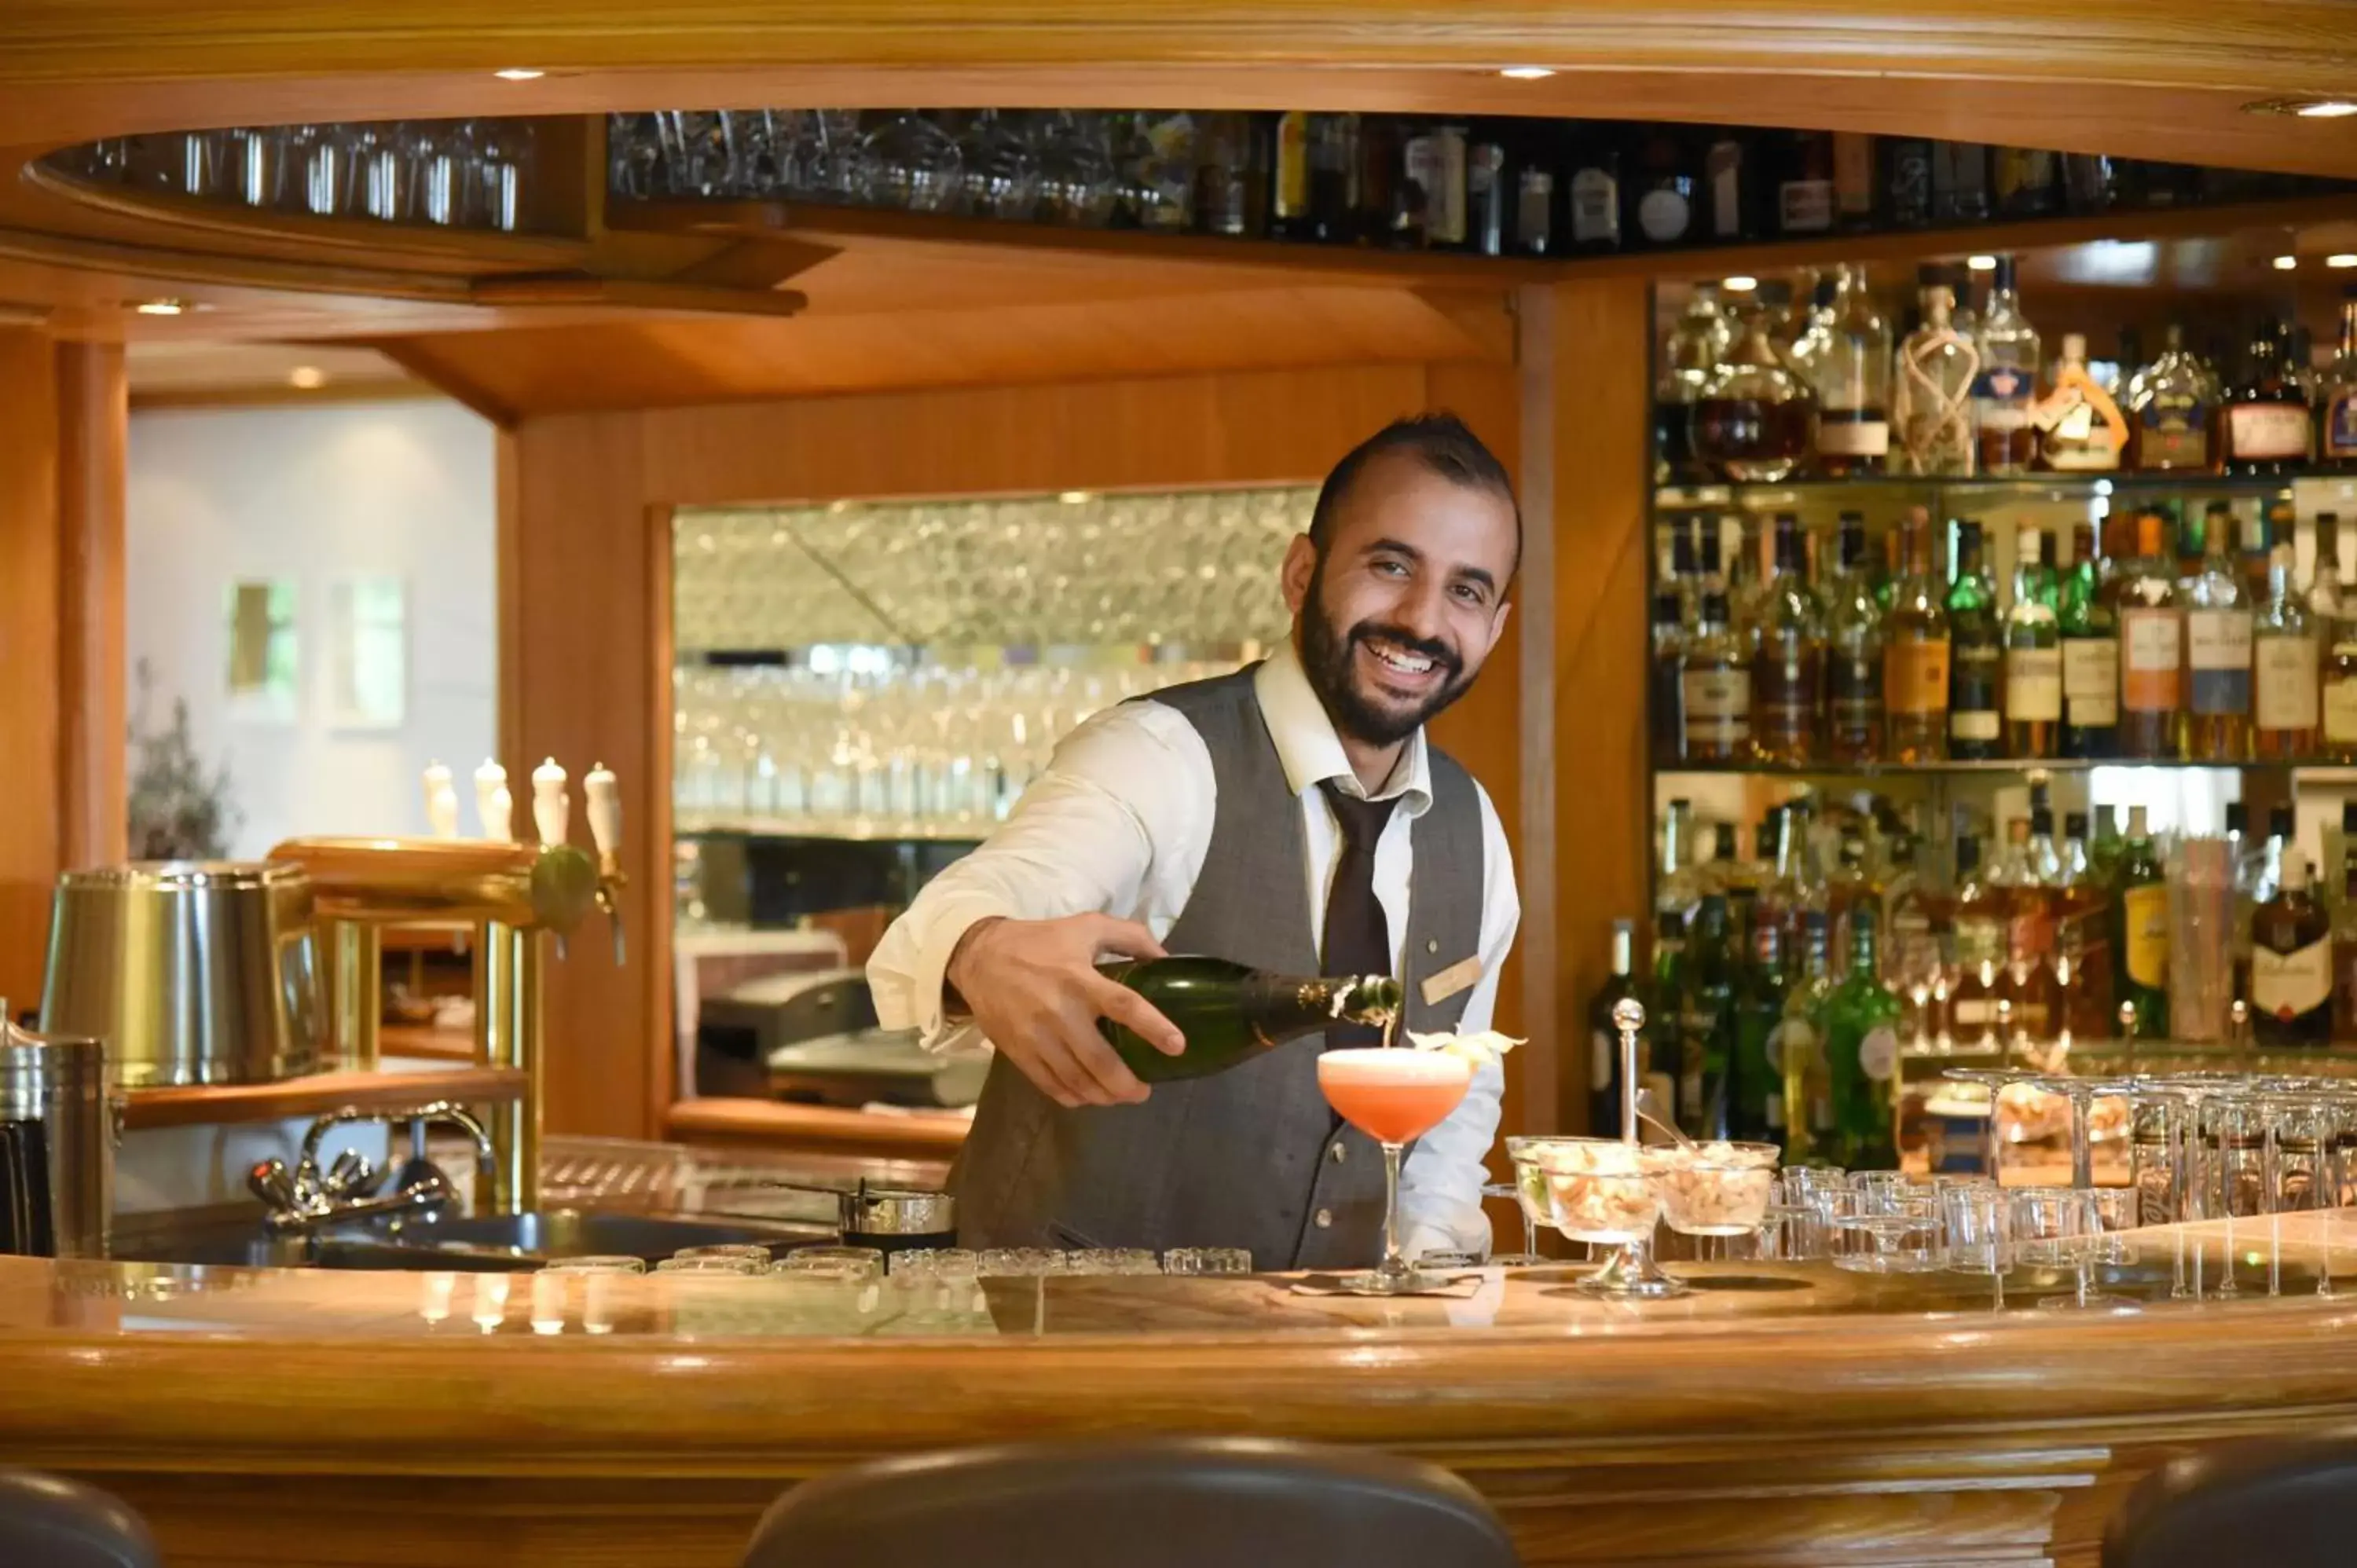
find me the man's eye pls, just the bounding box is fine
[1372,559,1407,577]
[1452,583,1486,604]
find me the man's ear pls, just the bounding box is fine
[1281,534,1317,618]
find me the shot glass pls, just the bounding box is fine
[776,1246,884,1282]
[1163,1247,1252,1277]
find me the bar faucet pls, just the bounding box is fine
[248,1101,500,1235]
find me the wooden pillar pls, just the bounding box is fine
[55,341,126,873]
[0,328,62,1010]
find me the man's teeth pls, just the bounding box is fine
[1369,642,1435,675]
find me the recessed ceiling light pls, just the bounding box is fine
[1499,66,1556,81]
[288,366,328,390]
[2330,254,2357,269]
[131,298,189,316]
[1058,490,1092,504]
[2275,254,2300,270]
[1966,254,1999,272]
[1720,275,1758,293]
[2297,100,2357,118]
[493,68,545,81]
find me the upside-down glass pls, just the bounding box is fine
[778,1246,885,1282]
[1316,1048,1475,1295]
[1162,1248,1252,1277]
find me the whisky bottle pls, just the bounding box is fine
[1891,273,1978,476]
[2312,512,2346,627]
[1822,512,1886,763]
[2182,510,2255,761]
[1993,147,2059,218]
[1970,255,2041,477]
[2222,321,2314,477]
[2129,323,2221,472]
[2003,812,2062,1045]
[1932,141,1991,224]
[2251,848,2333,1046]
[1750,514,1823,764]
[1658,285,1733,485]
[1882,508,1952,762]
[2058,519,2119,759]
[2034,332,2129,472]
[2322,287,2357,471]
[2114,509,2186,761]
[1651,521,1693,766]
[1776,130,1836,235]
[1093,957,1403,1083]
[1690,306,1816,483]
[2003,526,2062,759]
[1945,520,2003,760]
[2113,806,2169,1039]
[1833,131,1876,229]
[1789,264,1892,477]
[1680,588,1750,761]
[1567,125,1622,253]
[2253,543,2320,762]
[2055,813,2114,1043]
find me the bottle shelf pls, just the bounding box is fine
[1654,757,2325,779]
[676,817,988,844]
[1654,472,2352,507]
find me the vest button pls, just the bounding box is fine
[1427,938,1439,954]
[1314,1208,1334,1229]
[1329,1141,1347,1164]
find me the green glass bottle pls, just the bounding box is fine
[1094,957,1402,1083]
[1945,518,2004,760]
[2058,518,2119,759]
[2112,805,2170,1039]
[1644,910,1688,1129]
[1729,911,1788,1148]
[1819,907,1902,1169]
[1780,910,1838,1163]
[1680,892,1739,1140]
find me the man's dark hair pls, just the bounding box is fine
[1306,412,1521,573]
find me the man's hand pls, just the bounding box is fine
[945,914,1185,1108]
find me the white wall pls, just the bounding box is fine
[126,398,497,857]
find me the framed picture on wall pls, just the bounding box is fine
[326,575,407,730]
[224,578,298,724]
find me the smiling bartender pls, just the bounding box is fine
[867,415,1522,1269]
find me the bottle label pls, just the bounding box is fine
[2326,666,2357,743]
[2122,883,2168,989]
[2328,392,2357,461]
[1858,1025,1898,1083]
[1591,1028,1613,1094]
[2256,636,2321,731]
[2185,609,2255,715]
[1950,996,1994,1028]
[2005,644,2063,722]
[1950,639,2002,738]
[1705,140,1744,236]
[1816,418,1890,456]
[1970,365,2036,427]
[1681,668,1751,746]
[1954,912,2006,969]
[1885,637,1951,715]
[2062,637,2120,727]
[1571,167,1618,243]
[2139,393,2213,467]
[1950,707,2000,742]
[1516,169,1554,251]
[1752,651,1816,735]
[2227,402,2312,463]
[2253,936,2333,1023]
[1828,654,1884,740]
[1886,141,1932,222]
[1637,185,1690,243]
[2121,609,2183,713]
[1834,134,1875,217]
[1778,178,1833,233]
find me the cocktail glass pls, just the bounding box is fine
[1316,1047,1475,1295]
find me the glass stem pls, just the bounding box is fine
[1522,1211,1539,1259]
[1381,1141,1405,1274]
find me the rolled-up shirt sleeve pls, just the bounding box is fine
[867,703,1209,1050]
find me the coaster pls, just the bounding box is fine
[1288,1270,1486,1299]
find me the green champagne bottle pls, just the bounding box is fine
[2113,805,2169,1038]
[1093,956,1402,1084]
[1820,907,1902,1169]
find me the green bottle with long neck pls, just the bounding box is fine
[1820,907,1902,1169]
[1093,956,1402,1083]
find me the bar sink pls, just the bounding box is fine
[114,1209,831,1273]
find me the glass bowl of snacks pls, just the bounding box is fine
[1514,1136,1662,1246]
[1653,1141,1782,1237]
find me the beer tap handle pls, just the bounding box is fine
[474,760,511,842]
[532,757,570,848]
[423,761,458,839]
[585,762,625,966]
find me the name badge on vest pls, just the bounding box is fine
[1420,954,1483,1008]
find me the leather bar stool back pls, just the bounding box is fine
[0,1471,160,1568]
[2103,1441,2357,1568]
[740,1436,1521,1568]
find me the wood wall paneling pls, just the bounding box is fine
[53,339,126,873]
[0,328,61,1009]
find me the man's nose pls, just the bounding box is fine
[1392,579,1451,643]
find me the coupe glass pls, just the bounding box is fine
[1316,1048,1474,1295]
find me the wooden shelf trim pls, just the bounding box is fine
[663,1096,970,1159]
[123,1061,529,1131]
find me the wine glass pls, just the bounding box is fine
[1315,1048,1473,1295]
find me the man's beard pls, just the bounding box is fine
[1299,584,1473,748]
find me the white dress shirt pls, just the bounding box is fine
[868,643,1520,1258]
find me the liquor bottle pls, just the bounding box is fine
[1091,957,1402,1082]
[1750,514,1824,764]
[1780,910,1838,1161]
[1681,584,1750,764]
[2004,811,2063,1044]
[2323,540,2357,764]
[1931,141,1991,224]
[1352,115,1401,244]
[2114,508,2186,760]
[2004,526,2063,759]
[1724,510,1764,636]
[1971,255,2041,478]
[1402,122,1468,248]
[1192,112,1268,238]
[2253,542,2320,761]
[2062,152,2116,213]
[2113,805,2169,1039]
[1881,136,1934,229]
[1699,128,1756,242]
[1993,146,2059,218]
[1690,307,1816,483]
[1588,918,1642,1136]
[2251,847,2333,1046]
[2129,323,2221,472]
[1629,124,1696,247]
[2176,500,2215,588]
[1776,130,1836,236]
[1464,134,1508,256]
[1790,263,1891,478]
[2313,513,2346,626]
[2222,321,2315,476]
[1658,284,1733,485]
[1657,797,1705,925]
[2059,519,2120,759]
[2242,502,2280,608]
[1512,136,1556,257]
[1833,131,1876,229]
[1757,277,1804,361]
[1729,914,1787,1147]
[1947,261,1981,339]
[1892,273,1978,477]
[2183,511,2255,761]
[1646,910,1688,1126]
[1883,508,1952,762]
[2035,332,2129,472]
[2055,811,2114,1043]
[1650,521,1692,765]
[1946,519,2003,760]
[1823,512,1886,763]
[1948,836,2005,1053]
[1680,892,1739,1138]
[1567,126,1622,253]
[1820,907,1902,1170]
[1305,112,1359,244]
[2322,287,2357,470]
[1270,111,1314,240]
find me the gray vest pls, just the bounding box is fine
[948,665,1487,1269]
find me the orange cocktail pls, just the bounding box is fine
[1316,1048,1475,1295]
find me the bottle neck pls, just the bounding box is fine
[1610,925,1634,978]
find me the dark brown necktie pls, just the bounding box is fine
[1318,782,1398,1050]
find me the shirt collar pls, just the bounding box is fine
[1253,640,1432,814]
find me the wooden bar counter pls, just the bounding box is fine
[2,1217,2353,1566]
